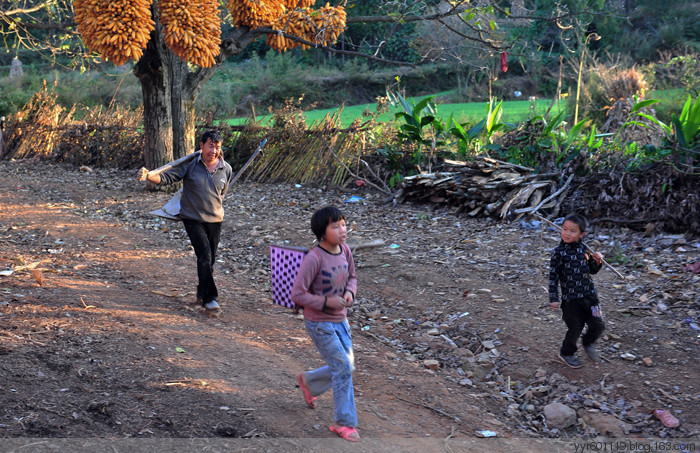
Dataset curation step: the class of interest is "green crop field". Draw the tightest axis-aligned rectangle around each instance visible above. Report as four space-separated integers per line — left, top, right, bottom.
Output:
224 96 566 128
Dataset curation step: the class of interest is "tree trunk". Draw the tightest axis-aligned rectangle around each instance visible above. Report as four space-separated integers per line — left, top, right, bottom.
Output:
133 5 255 188
170 58 193 159
134 5 174 171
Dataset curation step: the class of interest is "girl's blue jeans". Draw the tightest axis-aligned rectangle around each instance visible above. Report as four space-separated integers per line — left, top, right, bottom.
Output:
303 319 357 427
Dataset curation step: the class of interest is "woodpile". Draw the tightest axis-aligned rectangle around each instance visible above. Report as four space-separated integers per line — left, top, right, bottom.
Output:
396 157 570 220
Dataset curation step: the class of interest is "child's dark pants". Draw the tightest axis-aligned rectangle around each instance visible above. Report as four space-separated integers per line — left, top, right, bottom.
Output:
560 296 605 356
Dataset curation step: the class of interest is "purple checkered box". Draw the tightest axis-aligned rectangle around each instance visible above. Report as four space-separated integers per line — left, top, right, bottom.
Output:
270 244 309 309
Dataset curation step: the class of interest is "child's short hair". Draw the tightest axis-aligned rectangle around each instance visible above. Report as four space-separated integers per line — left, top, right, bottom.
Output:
311 206 345 241
564 213 588 232
201 130 223 145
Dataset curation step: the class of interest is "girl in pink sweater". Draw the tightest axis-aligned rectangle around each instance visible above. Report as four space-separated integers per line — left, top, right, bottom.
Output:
291 206 360 442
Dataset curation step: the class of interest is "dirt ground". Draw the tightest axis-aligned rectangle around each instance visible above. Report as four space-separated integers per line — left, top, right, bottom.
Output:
0 160 698 444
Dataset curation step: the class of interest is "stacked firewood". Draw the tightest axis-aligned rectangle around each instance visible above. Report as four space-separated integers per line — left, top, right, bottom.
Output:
396 157 570 220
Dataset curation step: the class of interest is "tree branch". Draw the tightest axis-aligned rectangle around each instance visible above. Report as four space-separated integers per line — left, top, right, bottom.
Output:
1 4 46 16
489 3 628 22
0 7 76 30
346 5 469 25
252 27 416 67
436 18 507 51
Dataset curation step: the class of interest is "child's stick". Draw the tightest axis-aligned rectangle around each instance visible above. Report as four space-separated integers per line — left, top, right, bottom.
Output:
531 213 626 280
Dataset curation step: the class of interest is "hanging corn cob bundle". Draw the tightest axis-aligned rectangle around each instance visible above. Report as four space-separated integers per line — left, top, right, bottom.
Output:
312 4 346 46
266 3 346 52
266 9 314 51
158 0 222 67
281 0 315 9
228 0 286 29
74 0 155 66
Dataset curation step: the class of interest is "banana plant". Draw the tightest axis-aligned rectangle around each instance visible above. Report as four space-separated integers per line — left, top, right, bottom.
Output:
448 116 481 160
470 98 507 147
448 98 508 157
614 98 670 142
670 94 700 148
387 91 447 169
557 118 587 165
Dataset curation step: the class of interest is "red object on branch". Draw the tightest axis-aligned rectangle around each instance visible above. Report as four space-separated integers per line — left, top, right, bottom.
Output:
500 52 508 73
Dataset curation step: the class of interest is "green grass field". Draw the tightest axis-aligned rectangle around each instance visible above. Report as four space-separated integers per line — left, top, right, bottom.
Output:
224 95 566 128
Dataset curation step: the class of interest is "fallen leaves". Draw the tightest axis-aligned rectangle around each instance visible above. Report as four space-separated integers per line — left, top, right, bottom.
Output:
32 269 44 286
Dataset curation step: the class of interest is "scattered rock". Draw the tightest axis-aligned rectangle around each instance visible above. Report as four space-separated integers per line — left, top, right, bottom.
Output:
581 412 633 437
481 340 495 349
544 402 577 429
463 362 492 381
423 359 440 370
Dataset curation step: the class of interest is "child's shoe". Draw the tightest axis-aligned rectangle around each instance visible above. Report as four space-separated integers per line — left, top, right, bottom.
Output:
653 409 680 428
583 344 601 362
558 352 582 368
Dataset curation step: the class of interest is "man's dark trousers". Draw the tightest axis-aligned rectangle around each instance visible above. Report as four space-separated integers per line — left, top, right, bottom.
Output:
183 219 222 305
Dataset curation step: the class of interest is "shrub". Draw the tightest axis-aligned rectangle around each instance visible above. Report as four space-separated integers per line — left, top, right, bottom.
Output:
654 51 700 96
570 55 649 127
1 80 144 168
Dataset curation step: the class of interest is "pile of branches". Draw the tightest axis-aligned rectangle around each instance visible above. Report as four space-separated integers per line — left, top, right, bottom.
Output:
564 164 699 233
397 157 699 233
396 157 568 220
600 96 664 146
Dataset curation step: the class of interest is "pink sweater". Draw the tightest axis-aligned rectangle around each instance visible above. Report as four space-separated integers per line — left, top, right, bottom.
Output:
290 244 358 323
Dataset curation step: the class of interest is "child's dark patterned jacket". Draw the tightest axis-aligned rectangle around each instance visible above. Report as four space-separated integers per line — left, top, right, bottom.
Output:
549 240 602 303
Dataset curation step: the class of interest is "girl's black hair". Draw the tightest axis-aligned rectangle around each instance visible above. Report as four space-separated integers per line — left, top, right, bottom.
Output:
564 213 588 232
311 206 345 241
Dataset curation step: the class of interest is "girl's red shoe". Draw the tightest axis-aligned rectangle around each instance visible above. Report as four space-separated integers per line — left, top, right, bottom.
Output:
653 409 680 428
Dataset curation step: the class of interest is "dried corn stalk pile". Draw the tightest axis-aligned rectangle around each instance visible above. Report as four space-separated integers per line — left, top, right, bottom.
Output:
397 157 566 220
244 115 370 186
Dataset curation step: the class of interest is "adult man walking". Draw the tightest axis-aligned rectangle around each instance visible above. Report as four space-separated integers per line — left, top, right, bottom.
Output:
138 130 233 311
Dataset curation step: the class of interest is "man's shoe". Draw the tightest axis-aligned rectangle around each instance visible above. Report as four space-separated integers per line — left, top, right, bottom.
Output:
559 353 582 368
204 300 220 311
583 344 601 362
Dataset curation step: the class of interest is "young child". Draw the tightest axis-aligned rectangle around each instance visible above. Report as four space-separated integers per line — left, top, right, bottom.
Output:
549 213 605 368
290 206 360 442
